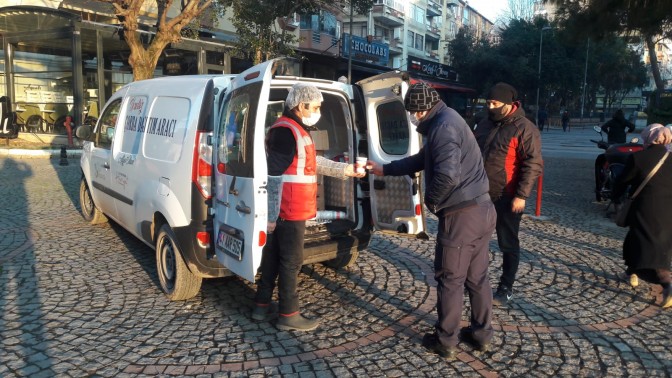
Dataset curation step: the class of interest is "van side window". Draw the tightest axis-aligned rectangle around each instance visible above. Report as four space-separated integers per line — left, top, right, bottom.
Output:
376 101 410 155
217 82 262 178
96 99 122 150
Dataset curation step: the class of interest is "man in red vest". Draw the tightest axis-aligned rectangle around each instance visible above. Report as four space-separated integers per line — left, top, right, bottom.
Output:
252 83 365 331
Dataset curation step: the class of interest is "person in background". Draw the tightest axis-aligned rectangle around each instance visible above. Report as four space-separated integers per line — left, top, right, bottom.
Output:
368 83 495 360
474 82 543 307
252 83 365 331
612 124 672 308
601 109 635 144
561 110 570 132
537 108 547 132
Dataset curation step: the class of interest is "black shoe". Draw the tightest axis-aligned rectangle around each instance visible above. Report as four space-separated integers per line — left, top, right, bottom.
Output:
422 333 458 360
493 284 513 307
459 327 492 352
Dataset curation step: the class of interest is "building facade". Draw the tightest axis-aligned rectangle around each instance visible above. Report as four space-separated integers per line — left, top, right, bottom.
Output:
0 0 493 134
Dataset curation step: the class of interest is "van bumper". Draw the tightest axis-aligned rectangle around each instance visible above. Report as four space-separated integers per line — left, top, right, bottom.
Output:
303 229 372 265
172 224 231 279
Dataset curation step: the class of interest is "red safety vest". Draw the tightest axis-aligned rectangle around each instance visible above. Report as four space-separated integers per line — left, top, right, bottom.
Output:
271 117 317 220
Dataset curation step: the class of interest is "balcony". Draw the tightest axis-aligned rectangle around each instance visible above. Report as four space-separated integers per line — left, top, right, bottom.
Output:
425 25 441 41
371 4 404 27
389 37 404 54
427 0 443 17
425 50 440 61
277 14 299 31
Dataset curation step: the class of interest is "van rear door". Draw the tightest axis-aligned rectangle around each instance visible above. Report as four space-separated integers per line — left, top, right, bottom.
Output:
213 60 279 282
357 72 427 237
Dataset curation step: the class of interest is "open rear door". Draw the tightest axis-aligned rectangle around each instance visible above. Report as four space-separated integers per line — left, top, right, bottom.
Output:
357 72 427 238
213 59 282 282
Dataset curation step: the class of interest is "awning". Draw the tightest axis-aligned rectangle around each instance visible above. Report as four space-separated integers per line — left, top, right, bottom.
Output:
410 77 476 94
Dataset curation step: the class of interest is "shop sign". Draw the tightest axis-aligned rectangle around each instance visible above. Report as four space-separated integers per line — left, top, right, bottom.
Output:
342 34 389 67
407 57 457 81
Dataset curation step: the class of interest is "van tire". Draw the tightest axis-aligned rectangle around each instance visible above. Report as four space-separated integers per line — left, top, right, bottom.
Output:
323 250 359 270
79 178 107 224
156 224 202 301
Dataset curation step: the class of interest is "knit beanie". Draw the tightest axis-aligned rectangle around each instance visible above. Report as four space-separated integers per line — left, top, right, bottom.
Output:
487 82 517 105
405 83 440 111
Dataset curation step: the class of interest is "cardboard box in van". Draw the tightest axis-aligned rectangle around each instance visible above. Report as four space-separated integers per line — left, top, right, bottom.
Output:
77 58 427 300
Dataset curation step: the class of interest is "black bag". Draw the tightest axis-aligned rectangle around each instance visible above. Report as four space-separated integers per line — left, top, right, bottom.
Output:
614 198 632 227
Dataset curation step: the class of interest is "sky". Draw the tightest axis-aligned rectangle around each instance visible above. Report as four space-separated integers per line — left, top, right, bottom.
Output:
466 0 508 22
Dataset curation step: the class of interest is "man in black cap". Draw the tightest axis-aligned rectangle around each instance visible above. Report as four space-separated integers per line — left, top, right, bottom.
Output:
474 82 543 306
368 82 495 360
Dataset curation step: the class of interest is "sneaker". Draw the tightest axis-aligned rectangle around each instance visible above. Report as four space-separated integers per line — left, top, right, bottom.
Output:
459 327 492 352
276 313 319 331
421 333 458 360
251 302 276 321
493 284 513 307
662 286 672 309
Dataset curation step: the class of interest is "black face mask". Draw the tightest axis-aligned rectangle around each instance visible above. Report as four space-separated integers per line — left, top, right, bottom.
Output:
488 106 508 122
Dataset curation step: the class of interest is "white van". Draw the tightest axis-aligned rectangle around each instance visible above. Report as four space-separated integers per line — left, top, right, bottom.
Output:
77 58 427 300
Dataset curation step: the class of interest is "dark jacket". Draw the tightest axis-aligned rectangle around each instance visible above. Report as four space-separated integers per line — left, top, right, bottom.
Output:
601 113 635 144
474 102 543 200
383 101 490 215
613 145 672 271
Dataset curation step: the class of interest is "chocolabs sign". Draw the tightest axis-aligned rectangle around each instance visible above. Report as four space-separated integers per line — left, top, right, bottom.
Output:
407 57 457 81
342 34 389 67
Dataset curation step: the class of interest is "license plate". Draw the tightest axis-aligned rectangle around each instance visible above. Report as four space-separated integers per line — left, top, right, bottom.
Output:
216 230 244 260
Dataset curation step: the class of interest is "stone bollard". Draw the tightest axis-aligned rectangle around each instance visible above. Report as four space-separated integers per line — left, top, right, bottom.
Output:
59 145 68 166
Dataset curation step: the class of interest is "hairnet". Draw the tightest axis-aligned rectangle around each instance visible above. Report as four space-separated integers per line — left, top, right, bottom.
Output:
285 83 323 110
641 123 672 147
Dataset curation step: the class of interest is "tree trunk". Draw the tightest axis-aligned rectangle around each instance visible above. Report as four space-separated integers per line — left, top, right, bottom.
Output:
645 34 664 92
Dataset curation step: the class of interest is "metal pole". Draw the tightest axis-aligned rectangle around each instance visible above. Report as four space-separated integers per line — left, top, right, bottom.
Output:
347 3 353 84
535 30 544 128
580 38 590 124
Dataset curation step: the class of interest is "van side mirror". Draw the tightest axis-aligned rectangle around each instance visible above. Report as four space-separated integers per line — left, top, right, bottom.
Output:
593 125 602 134
106 127 115 141
76 125 92 140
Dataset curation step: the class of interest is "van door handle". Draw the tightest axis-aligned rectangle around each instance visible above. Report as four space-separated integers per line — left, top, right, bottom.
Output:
103 162 110 169
235 203 251 214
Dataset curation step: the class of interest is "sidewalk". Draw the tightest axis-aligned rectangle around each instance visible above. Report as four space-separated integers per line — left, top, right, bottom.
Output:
0 132 82 158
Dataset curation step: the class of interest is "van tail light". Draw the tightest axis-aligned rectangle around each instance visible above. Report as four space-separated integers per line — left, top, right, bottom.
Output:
192 131 212 199
415 204 422 216
196 231 210 248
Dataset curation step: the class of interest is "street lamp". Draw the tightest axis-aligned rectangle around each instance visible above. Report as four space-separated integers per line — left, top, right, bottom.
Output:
535 26 552 128
580 38 590 122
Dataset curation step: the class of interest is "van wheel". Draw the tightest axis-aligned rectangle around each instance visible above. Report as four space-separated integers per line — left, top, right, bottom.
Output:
323 250 359 270
156 224 202 301
79 178 107 224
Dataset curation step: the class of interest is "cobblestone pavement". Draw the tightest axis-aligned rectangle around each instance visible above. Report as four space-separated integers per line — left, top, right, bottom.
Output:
1 150 671 377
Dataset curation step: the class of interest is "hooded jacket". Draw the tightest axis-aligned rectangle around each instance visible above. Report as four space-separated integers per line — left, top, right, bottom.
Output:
383 101 490 215
474 102 543 200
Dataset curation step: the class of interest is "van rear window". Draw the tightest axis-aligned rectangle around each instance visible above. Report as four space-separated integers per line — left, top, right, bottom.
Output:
376 101 409 155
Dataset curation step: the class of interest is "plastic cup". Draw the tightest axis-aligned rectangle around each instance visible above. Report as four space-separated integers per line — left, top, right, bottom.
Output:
356 157 367 174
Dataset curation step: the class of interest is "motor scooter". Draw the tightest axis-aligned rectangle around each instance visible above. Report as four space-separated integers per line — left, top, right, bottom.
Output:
591 125 642 206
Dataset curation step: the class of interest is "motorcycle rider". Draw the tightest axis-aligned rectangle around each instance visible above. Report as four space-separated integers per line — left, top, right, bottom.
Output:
594 109 638 201
601 109 635 144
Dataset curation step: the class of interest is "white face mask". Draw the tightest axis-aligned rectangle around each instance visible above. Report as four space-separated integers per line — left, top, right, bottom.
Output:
409 113 422 127
302 112 321 127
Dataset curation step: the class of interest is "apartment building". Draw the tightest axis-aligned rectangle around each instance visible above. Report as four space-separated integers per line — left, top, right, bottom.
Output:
0 0 494 131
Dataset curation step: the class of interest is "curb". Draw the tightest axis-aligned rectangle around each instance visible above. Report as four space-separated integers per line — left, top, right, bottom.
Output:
0 148 82 159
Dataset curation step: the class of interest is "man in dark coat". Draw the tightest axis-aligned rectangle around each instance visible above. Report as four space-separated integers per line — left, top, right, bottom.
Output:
601 109 635 144
474 82 543 306
612 124 672 308
368 83 496 360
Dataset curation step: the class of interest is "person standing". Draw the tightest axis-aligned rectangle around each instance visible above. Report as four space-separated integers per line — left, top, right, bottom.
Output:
474 82 543 307
537 108 547 132
612 124 672 308
601 109 635 144
368 83 496 360
252 83 365 331
561 110 570 132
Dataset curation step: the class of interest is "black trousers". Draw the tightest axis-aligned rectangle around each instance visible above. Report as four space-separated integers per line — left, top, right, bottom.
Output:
435 201 496 348
493 197 523 289
254 219 305 315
